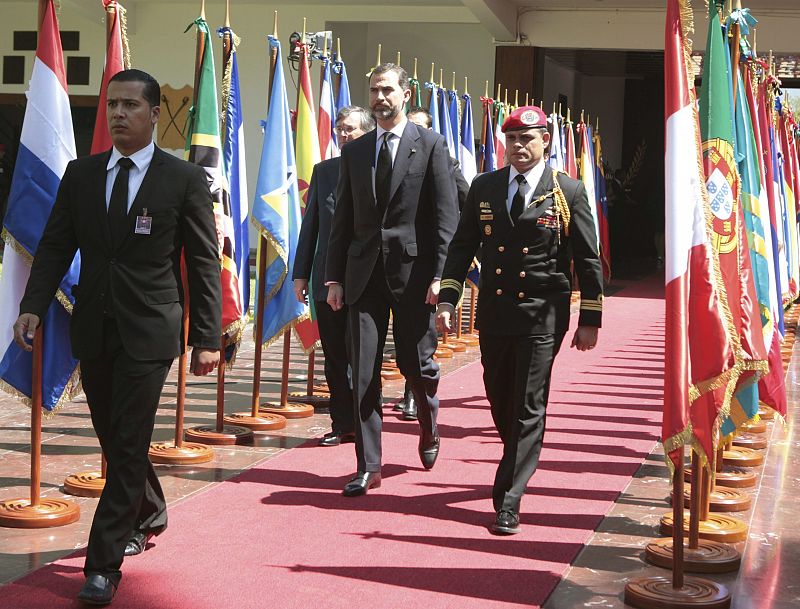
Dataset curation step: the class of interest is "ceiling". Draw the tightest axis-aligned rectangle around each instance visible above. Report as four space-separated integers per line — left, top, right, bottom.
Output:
547 49 664 79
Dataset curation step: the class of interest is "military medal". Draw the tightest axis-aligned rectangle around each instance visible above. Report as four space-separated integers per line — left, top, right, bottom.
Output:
484 225 491 235
135 208 152 235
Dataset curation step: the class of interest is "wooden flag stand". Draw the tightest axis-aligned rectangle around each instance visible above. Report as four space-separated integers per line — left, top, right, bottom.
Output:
288 351 331 407
0 327 81 528
625 447 731 608
182 4 253 447
258 331 314 418
647 451 741 574
459 286 480 346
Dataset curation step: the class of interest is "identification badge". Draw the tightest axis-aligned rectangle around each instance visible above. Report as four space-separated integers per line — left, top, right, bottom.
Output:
135 208 152 235
480 213 494 221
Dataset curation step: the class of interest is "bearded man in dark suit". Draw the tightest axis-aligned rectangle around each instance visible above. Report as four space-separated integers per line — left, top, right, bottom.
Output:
325 63 459 496
13 69 221 605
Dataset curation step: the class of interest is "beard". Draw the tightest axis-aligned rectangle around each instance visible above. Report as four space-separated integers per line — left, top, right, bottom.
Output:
371 102 400 121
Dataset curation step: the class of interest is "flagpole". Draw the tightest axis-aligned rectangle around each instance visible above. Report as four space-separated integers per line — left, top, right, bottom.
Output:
260 18 315 419
226 10 287 431
185 0 254 445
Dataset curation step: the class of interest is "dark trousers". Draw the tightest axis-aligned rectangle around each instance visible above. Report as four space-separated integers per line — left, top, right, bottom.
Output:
315 299 353 433
348 260 439 472
480 331 565 513
80 319 171 585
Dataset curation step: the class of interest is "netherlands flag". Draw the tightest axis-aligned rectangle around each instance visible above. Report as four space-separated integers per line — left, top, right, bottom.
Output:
0 0 80 412
459 93 477 183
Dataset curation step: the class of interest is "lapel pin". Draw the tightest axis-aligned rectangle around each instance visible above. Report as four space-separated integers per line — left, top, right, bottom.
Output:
410 148 416 155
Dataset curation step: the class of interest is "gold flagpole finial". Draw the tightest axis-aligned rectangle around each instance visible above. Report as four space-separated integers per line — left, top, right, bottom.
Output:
272 11 278 38
553 101 556 115
581 109 585 123
596 116 599 132
567 107 571 123
439 68 443 87
525 93 529 106
396 51 401 65
514 90 519 107
558 102 562 117
413 57 418 79
322 33 329 58
376 43 381 66
452 72 456 92
200 0 206 20
430 63 435 84
503 89 508 106
464 76 469 96
496 83 501 101
224 0 230 27
484 80 489 98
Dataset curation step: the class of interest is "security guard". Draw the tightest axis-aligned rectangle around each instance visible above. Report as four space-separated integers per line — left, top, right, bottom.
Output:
435 105 602 535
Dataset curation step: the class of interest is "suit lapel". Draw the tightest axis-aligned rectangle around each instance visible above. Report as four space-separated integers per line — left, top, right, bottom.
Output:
522 167 555 222
95 150 113 249
388 121 420 203
491 167 513 231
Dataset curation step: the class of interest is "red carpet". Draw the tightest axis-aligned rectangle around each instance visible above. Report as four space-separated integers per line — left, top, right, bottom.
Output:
0 276 664 608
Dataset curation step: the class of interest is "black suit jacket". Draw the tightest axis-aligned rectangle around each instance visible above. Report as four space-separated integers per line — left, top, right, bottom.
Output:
325 121 459 304
20 146 222 361
292 156 339 299
439 166 603 335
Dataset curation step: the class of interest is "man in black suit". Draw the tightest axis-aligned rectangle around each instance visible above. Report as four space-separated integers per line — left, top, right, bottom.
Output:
326 63 459 496
394 106 470 421
436 106 602 535
293 105 374 447
13 69 221 605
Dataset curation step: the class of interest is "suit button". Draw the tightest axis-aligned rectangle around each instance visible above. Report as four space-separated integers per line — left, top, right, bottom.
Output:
495 268 502 275
498 246 505 252
518 292 525 299
496 289 503 295
519 271 525 278
522 247 529 254
109 258 116 265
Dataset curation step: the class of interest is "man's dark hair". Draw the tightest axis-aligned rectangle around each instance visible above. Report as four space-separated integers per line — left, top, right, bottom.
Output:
370 63 409 91
407 106 432 129
109 69 161 108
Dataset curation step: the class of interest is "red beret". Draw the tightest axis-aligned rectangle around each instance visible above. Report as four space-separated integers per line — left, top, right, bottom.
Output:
501 105 547 133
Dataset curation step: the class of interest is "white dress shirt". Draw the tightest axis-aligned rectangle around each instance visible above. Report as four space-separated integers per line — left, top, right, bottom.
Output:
374 116 408 168
105 141 155 212
507 158 547 214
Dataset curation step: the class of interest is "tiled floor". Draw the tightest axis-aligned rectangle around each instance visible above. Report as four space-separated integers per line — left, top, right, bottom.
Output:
1 288 798 608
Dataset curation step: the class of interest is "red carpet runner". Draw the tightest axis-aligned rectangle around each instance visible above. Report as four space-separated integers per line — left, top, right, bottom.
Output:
0 277 664 608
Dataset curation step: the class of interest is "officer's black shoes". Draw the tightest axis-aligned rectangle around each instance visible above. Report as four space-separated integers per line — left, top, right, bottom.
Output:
418 434 440 470
342 471 382 496
401 391 418 421
318 430 356 446
77 574 117 606
491 510 521 535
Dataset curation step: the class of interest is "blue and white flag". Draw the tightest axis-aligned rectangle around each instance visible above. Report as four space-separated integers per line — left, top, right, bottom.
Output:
480 101 496 172
426 83 441 134
0 0 80 412
548 112 564 172
333 57 351 116
251 36 308 347
459 93 477 183
438 88 457 160
447 89 461 163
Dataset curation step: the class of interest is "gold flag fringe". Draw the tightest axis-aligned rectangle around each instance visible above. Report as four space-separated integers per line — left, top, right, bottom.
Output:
114 2 132 70
0 363 82 420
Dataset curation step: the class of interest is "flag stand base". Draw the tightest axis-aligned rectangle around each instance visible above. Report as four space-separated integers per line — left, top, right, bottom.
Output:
456 334 480 347
148 442 214 465
625 576 730 609
0 497 81 528
223 412 287 431
287 392 330 407
644 538 740 573
686 466 756 488
677 485 751 513
660 510 747 543
184 425 254 445
259 401 314 419
731 432 767 450
757 406 775 420
722 446 764 468
63 471 105 497
434 345 454 359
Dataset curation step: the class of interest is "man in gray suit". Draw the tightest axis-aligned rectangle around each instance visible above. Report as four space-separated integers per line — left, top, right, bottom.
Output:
293 106 374 446
326 64 459 496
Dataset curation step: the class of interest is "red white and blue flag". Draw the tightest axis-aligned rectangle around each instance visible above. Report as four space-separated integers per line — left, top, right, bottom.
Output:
318 56 338 161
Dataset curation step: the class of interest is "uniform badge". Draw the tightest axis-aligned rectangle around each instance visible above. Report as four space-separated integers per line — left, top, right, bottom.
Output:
135 208 152 235
479 201 491 208
484 225 492 235
480 213 494 221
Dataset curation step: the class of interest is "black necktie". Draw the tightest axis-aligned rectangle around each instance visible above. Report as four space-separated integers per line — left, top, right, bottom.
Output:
375 132 392 214
510 174 526 224
108 157 134 243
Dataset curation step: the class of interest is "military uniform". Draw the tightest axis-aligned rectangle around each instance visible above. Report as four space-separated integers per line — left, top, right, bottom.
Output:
439 160 602 517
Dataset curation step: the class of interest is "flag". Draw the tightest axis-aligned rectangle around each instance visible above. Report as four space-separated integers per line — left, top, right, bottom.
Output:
576 121 601 247
251 36 308 348
564 120 577 179
219 27 250 324
408 76 422 110
548 112 564 172
494 101 506 168
427 83 441 134
184 17 243 356
438 88 457 159
333 57 350 116
459 93 477 183
663 0 733 468
593 128 611 280
777 107 799 301
480 97 496 172
91 1 128 154
448 89 461 163
318 56 338 161
466 258 480 289
699 0 767 439
0 0 80 412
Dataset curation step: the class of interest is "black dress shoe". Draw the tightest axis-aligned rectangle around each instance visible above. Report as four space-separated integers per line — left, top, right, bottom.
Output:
342 471 381 497
418 435 440 470
124 529 154 557
401 391 418 421
491 510 521 535
318 430 356 447
77 574 116 606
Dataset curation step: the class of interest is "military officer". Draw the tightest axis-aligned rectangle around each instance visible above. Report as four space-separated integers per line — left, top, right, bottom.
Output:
435 106 602 535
